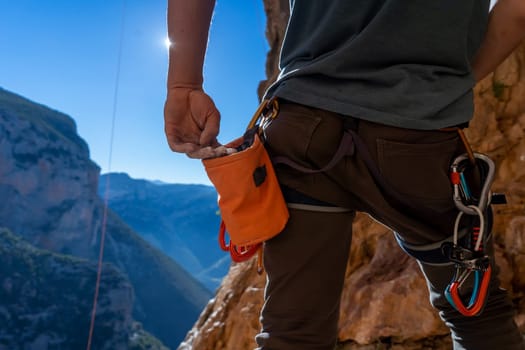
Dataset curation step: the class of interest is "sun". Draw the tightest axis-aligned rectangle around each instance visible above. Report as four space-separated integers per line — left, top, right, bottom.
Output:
164 37 172 50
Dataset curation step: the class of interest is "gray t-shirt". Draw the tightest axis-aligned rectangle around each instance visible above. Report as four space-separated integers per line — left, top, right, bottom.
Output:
265 0 490 130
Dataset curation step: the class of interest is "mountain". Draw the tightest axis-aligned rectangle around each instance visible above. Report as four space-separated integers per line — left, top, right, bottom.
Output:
0 87 212 349
98 172 231 291
0 228 167 350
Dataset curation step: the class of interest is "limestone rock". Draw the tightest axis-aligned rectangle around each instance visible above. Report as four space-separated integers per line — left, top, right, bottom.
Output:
180 1 525 348
338 219 447 344
0 97 101 257
179 260 265 350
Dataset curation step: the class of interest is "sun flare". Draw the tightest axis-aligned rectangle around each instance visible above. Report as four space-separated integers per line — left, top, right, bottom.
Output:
164 37 172 50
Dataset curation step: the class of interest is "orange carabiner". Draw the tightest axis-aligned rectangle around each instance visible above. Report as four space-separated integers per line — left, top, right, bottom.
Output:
218 220 230 252
449 265 492 316
247 98 279 130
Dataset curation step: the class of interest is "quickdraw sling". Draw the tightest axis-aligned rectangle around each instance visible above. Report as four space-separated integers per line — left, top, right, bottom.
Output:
396 130 506 317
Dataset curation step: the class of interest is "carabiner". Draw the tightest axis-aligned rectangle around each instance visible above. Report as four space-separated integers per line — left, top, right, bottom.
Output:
247 98 279 131
218 220 230 251
450 153 495 216
453 205 486 252
218 220 261 263
445 265 492 317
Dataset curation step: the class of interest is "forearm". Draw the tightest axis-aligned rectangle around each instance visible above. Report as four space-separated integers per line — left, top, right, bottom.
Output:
472 0 525 82
167 0 216 89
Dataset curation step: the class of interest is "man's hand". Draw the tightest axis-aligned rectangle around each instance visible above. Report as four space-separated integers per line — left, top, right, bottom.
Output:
164 87 220 156
165 0 217 157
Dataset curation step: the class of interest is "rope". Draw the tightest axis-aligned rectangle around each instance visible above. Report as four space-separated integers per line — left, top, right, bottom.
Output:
86 1 127 349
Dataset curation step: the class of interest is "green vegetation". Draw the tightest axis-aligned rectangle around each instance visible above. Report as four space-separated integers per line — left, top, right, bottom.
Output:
0 228 167 350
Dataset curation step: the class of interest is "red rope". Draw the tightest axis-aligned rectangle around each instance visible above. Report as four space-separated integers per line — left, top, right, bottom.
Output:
86 1 127 348
86 176 111 350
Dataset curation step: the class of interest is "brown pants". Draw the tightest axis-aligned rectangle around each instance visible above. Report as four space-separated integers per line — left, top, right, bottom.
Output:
255 101 524 350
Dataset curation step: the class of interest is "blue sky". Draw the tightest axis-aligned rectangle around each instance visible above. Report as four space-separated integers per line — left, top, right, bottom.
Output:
0 0 269 185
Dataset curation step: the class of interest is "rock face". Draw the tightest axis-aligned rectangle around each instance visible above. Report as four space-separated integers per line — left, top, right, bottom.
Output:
0 88 212 349
180 1 525 349
0 89 100 257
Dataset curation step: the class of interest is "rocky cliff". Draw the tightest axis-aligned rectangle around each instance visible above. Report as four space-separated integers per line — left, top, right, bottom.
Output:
0 88 212 349
0 88 100 257
180 1 525 349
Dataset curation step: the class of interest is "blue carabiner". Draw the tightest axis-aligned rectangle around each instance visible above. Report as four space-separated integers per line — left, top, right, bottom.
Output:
445 268 489 316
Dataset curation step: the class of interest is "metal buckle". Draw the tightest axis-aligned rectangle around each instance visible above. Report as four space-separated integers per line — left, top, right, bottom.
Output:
247 98 279 131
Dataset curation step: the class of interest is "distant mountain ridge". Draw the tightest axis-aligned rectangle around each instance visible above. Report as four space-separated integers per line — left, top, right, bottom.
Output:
0 87 212 349
99 172 231 291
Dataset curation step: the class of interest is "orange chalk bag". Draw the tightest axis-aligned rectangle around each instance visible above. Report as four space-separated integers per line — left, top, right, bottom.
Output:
202 99 288 273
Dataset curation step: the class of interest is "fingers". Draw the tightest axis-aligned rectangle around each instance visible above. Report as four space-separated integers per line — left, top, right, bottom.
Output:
199 108 220 146
186 146 217 159
189 90 220 146
164 88 221 156
186 145 237 159
164 120 200 153
167 141 201 154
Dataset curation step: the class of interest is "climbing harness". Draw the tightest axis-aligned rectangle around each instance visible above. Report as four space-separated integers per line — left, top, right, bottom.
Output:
271 106 504 317
209 97 504 318
204 99 287 273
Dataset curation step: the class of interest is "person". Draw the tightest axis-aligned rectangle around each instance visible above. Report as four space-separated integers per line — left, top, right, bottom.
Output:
164 1 525 349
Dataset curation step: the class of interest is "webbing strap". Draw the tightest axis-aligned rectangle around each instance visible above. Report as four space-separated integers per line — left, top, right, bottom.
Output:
287 203 352 213
394 231 463 266
269 118 487 265
271 131 355 173
396 206 494 265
